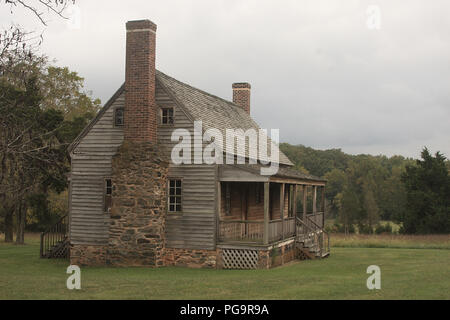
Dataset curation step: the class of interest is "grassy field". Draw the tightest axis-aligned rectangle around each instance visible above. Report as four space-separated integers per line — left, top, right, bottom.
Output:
0 233 449 300
331 233 450 250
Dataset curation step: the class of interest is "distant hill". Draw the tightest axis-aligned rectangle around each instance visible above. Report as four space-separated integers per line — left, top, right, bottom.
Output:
279 143 413 178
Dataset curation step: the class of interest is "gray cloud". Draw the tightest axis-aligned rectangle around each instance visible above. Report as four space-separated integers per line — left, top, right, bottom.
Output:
1 0 449 158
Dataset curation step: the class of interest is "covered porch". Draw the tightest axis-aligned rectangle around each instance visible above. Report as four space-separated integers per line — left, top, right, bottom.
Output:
217 165 326 245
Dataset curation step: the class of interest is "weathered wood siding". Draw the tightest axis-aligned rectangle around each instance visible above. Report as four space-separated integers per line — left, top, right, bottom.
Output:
70 81 217 250
70 91 125 245
219 182 264 221
156 81 217 250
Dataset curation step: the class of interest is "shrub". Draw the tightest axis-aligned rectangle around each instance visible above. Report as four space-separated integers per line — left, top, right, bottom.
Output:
358 224 374 234
328 223 355 234
375 223 394 234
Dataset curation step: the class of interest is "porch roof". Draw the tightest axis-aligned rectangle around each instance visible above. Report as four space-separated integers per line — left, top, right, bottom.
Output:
219 164 326 185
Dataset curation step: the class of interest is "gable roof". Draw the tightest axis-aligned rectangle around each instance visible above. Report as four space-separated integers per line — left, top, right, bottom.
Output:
68 84 125 154
69 70 293 166
156 70 293 166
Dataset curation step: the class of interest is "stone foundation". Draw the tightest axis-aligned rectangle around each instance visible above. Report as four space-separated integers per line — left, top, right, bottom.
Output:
268 241 296 268
70 244 108 266
164 248 217 268
258 240 296 269
70 241 300 269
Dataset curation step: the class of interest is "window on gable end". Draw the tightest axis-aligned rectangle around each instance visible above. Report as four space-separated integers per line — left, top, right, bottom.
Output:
161 107 174 124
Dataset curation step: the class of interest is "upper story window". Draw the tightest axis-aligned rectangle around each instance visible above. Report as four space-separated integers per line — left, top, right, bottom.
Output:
104 179 112 212
114 108 124 126
168 179 182 213
161 107 174 124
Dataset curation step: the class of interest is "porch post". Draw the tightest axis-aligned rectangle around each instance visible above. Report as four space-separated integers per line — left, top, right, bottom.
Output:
217 181 221 241
302 185 307 221
264 182 270 245
293 184 298 218
280 183 285 240
321 186 325 228
313 185 317 214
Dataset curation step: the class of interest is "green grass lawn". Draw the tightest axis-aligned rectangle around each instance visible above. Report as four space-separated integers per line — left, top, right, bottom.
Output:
0 234 449 300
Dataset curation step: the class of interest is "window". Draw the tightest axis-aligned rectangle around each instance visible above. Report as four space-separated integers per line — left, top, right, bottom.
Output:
114 108 124 126
161 107 174 124
168 179 182 212
104 179 112 212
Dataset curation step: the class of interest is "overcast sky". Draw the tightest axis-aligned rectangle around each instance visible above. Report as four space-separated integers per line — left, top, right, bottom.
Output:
2 0 449 159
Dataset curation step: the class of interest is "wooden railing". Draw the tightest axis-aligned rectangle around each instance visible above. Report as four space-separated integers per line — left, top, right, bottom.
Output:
305 212 324 228
268 220 283 242
40 215 68 258
219 217 296 244
218 220 264 243
305 215 330 257
295 217 316 243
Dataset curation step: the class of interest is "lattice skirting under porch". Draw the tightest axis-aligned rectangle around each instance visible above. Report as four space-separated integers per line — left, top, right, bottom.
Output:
221 249 259 269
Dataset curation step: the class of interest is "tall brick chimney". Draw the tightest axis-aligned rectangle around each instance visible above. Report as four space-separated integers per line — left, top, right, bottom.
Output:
232 82 251 114
124 19 157 142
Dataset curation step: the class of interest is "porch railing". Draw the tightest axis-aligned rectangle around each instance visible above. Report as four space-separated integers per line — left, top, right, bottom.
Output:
218 220 264 243
219 217 296 244
40 214 68 258
304 215 330 257
305 212 324 228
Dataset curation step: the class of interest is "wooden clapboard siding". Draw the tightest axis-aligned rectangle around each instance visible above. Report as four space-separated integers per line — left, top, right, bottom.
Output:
70 81 217 249
69 91 125 245
157 81 217 250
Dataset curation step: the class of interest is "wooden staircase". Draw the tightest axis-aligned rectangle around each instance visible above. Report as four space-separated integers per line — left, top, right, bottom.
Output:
40 215 69 259
295 217 330 259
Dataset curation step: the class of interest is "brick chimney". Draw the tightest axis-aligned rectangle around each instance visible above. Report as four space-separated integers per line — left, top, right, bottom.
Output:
232 82 251 114
124 19 157 142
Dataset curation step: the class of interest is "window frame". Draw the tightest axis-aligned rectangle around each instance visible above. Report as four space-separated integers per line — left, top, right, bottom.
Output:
168 178 183 213
114 107 124 127
104 178 113 213
160 107 174 125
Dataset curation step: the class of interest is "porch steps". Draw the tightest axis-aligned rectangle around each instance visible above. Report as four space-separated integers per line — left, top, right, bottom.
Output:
42 237 69 259
295 217 330 260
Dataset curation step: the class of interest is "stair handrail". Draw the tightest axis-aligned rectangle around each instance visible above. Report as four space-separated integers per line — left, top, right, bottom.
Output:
295 217 317 245
305 215 330 257
40 214 68 258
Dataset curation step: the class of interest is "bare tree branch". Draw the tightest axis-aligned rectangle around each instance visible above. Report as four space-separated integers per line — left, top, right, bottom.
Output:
4 0 74 26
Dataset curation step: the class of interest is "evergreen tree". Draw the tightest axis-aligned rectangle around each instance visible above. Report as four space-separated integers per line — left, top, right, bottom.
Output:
401 148 450 234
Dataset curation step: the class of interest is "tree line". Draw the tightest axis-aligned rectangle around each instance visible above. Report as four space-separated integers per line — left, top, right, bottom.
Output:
280 143 450 234
0 26 99 243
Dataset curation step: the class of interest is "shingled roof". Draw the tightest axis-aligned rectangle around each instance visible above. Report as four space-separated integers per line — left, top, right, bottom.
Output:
231 164 326 183
69 70 294 166
156 70 293 166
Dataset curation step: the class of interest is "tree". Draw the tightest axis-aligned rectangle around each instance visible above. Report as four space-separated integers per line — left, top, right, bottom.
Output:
379 165 407 222
362 179 380 229
400 148 450 234
3 0 74 26
336 189 360 235
0 27 98 243
324 168 346 218
40 66 101 120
